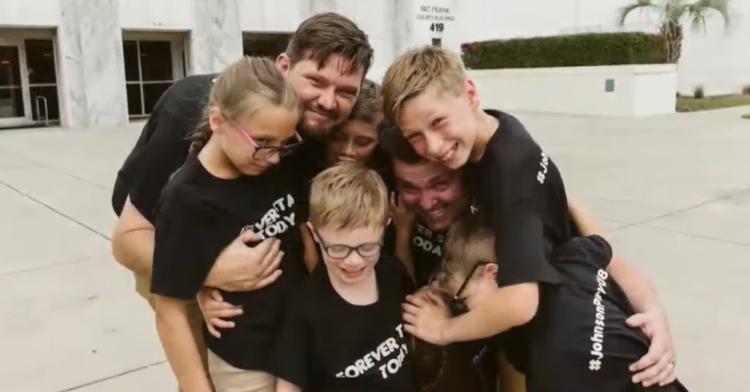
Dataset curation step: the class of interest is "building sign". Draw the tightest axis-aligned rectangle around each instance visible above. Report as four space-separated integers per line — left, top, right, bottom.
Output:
416 5 455 22
415 4 455 38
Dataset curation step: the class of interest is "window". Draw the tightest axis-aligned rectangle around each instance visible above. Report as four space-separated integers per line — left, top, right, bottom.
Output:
123 40 175 117
0 46 23 119
243 33 291 58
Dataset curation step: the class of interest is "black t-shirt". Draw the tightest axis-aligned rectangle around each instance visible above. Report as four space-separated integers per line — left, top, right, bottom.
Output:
150 153 307 372
409 221 446 287
286 138 329 223
464 109 572 287
411 315 498 392
272 255 417 392
111 73 217 221
507 236 688 392
406 221 497 392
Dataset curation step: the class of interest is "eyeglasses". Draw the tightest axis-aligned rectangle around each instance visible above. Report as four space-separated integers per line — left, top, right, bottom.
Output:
225 115 303 160
315 231 383 259
428 261 491 316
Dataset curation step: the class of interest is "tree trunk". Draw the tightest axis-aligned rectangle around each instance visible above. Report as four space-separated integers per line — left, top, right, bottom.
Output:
660 22 683 63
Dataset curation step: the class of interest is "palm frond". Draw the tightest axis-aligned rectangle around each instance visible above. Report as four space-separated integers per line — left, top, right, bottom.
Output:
687 0 731 32
616 0 658 26
664 0 688 24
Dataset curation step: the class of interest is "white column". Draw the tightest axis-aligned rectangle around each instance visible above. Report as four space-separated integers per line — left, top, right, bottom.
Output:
57 0 128 128
188 0 244 75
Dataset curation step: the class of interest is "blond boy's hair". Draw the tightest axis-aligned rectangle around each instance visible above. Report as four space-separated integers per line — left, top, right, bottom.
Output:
381 45 467 123
309 162 389 230
437 214 496 288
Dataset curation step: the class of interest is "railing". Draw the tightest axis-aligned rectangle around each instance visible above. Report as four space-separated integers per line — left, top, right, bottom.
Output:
35 96 49 126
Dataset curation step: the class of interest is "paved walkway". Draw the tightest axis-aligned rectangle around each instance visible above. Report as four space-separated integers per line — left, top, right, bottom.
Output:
1 107 749 392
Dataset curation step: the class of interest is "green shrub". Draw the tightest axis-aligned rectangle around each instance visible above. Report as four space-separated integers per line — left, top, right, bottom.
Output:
693 85 705 99
461 32 669 70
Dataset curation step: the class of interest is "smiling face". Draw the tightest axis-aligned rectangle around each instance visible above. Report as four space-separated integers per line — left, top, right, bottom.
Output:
313 224 384 284
326 119 379 164
209 105 299 176
277 53 363 139
397 83 481 170
393 159 466 231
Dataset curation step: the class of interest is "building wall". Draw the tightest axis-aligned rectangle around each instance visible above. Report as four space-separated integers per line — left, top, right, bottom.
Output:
1 0 454 128
457 0 749 96
0 0 746 129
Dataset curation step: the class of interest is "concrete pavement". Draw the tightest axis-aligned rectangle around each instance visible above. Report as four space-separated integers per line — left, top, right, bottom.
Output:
1 107 749 391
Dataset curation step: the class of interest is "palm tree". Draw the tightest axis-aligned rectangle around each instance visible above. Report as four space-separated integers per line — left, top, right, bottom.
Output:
617 0 731 63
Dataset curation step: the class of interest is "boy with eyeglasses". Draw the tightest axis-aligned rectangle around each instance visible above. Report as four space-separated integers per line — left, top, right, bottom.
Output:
272 162 417 392
433 215 687 392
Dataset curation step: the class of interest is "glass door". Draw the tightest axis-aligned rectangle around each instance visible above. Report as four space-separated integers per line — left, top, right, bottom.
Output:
0 44 28 127
25 39 59 124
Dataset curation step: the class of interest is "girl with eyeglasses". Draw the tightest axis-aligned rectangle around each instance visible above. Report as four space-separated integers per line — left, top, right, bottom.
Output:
150 57 308 392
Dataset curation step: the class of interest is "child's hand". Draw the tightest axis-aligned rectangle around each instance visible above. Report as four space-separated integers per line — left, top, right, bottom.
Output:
197 288 242 338
402 289 452 346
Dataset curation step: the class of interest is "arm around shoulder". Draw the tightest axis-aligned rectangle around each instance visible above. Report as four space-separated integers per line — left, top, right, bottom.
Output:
111 197 155 277
607 255 662 314
567 200 605 237
444 282 539 343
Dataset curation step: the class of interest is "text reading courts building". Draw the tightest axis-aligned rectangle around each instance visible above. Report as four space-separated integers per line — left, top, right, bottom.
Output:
0 0 460 129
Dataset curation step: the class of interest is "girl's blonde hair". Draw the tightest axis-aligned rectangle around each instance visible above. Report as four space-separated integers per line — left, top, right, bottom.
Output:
189 56 300 152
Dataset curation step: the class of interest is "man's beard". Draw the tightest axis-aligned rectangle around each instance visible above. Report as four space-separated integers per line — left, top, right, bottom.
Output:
298 105 340 140
298 118 334 140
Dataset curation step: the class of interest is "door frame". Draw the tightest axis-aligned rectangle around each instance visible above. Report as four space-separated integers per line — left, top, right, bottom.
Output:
0 36 33 128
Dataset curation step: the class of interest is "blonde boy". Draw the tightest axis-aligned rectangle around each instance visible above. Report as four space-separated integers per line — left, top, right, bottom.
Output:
272 162 416 392
435 215 686 392
382 46 677 387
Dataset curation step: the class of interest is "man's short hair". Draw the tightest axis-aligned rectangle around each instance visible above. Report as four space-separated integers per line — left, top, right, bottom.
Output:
438 213 496 287
348 79 383 125
286 12 374 76
378 122 423 164
381 45 467 123
309 162 389 230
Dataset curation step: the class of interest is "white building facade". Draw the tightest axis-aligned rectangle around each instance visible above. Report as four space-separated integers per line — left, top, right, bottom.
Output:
0 0 747 129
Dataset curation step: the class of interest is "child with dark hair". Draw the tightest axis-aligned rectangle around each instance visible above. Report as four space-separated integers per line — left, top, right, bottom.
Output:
433 215 688 392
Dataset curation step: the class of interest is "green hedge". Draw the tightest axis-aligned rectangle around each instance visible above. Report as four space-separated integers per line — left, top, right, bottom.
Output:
461 32 668 70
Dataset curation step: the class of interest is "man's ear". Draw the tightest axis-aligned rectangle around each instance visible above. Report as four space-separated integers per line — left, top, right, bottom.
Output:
305 221 320 243
484 263 499 280
276 53 291 75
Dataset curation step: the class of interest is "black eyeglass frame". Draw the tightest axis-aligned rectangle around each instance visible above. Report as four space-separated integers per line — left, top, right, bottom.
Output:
429 261 492 315
314 230 383 260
